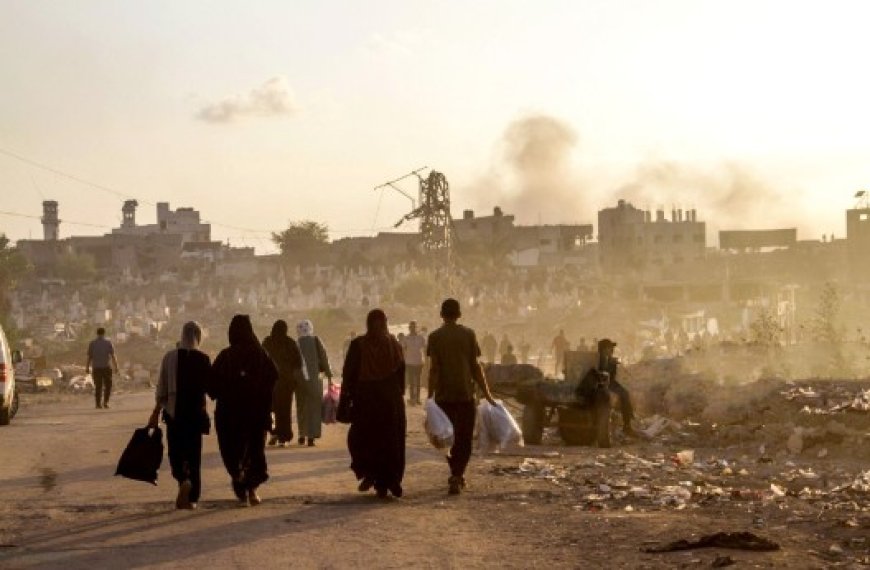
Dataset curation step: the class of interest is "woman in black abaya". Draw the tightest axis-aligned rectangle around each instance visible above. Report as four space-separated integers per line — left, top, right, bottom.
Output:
209 315 278 506
342 309 406 499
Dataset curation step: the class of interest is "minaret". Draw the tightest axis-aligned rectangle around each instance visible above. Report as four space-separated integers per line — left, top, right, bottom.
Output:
122 199 138 228
41 200 59 240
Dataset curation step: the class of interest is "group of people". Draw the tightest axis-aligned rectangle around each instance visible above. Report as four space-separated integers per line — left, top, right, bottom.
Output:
140 297 498 509
143 316 332 509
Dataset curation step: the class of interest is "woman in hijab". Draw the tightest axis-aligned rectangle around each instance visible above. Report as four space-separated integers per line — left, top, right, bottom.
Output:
262 320 304 447
295 319 333 447
342 309 406 498
209 315 278 506
148 321 211 509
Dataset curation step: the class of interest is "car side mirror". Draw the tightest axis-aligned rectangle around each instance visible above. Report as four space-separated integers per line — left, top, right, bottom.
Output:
11 350 22 365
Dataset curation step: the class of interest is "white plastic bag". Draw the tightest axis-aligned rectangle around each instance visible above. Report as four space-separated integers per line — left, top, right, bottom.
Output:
478 399 524 453
424 399 454 450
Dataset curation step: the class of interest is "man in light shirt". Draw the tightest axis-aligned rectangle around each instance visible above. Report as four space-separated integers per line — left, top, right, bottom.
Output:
400 320 426 405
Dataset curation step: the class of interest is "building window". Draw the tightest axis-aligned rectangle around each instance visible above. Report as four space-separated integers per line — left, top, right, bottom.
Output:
861 213 869 221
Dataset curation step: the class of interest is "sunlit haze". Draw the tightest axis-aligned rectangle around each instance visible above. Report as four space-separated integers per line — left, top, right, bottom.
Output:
2 0 870 252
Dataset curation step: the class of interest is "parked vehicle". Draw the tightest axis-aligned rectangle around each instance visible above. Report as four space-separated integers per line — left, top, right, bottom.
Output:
0 324 22 425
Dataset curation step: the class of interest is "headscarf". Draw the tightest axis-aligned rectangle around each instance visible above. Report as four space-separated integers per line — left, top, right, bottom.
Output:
359 309 404 382
270 319 289 338
297 319 314 338
228 314 259 347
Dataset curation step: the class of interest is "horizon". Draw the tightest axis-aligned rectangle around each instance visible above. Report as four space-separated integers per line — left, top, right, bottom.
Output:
2 1 870 253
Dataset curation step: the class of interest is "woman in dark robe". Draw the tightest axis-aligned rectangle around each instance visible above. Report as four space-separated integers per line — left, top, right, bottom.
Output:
209 315 278 506
262 320 304 447
342 309 406 499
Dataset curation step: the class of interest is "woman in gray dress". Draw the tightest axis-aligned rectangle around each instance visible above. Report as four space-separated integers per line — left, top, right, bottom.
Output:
295 319 333 446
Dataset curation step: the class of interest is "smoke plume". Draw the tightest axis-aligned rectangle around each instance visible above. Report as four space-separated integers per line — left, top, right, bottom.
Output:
195 76 298 124
474 113 807 235
474 114 587 224
616 161 797 231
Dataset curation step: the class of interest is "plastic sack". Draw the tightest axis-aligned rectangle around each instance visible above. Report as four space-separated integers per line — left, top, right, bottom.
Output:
115 426 164 485
424 399 454 450
478 399 523 453
322 384 341 424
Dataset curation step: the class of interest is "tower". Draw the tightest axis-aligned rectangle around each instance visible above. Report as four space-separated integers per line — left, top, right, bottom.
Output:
41 200 59 241
122 199 138 228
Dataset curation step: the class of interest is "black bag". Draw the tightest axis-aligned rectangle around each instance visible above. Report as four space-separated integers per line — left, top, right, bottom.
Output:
336 391 353 424
115 427 164 485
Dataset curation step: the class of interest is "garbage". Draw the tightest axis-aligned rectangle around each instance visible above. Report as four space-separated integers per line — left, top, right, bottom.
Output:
423 399 454 450
672 450 695 465
711 555 736 568
642 531 780 553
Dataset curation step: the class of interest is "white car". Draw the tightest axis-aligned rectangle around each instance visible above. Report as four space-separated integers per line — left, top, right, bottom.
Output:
0 323 22 425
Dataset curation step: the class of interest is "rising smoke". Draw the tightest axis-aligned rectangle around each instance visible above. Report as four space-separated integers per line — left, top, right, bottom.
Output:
473 114 587 224
476 114 808 235
195 76 298 124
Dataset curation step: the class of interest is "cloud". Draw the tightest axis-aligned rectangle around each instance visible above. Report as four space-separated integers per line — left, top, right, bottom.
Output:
195 76 298 124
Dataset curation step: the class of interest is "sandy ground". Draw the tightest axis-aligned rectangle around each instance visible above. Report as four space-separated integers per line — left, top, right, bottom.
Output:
0 390 867 569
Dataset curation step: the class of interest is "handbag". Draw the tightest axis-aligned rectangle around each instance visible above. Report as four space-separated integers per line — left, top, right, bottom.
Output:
115 426 164 485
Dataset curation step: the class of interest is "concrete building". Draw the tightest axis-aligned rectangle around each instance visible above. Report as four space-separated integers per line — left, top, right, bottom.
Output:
112 201 211 244
41 200 59 241
598 199 706 275
846 206 870 282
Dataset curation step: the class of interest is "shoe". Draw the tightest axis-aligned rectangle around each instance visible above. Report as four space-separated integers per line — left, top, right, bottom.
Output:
248 489 262 506
103 402 110 409
298 437 305 446
358 478 375 492
176 480 192 510
376 486 388 499
448 476 462 495
388 483 403 498
95 403 102 409
307 438 315 447
188 502 198 510
268 436 278 446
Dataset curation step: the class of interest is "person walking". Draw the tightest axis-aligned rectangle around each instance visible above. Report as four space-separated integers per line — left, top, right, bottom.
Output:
400 320 426 405
480 331 497 365
296 320 333 447
342 309 406 499
85 327 119 409
262 320 304 447
427 298 496 495
209 315 278 506
148 321 211 510
552 329 570 377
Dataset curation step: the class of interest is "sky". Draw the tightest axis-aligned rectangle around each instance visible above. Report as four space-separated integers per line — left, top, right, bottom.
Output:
2 0 870 253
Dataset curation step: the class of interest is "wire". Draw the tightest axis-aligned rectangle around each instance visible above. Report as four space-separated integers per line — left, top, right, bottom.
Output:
0 147 152 204
0 209 112 229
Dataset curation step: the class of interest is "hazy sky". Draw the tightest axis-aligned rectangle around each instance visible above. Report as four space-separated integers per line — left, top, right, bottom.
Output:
2 0 869 253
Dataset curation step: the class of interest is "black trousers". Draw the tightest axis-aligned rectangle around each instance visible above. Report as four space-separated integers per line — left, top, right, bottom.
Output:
216 413 269 492
438 401 476 478
609 380 634 426
93 367 112 405
165 413 203 502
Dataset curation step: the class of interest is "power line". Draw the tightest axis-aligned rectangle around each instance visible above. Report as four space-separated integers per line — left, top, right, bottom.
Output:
0 147 152 204
0 209 112 229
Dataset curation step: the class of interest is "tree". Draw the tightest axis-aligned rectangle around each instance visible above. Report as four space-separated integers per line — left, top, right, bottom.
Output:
271 220 329 265
0 234 31 344
392 273 439 307
810 282 849 376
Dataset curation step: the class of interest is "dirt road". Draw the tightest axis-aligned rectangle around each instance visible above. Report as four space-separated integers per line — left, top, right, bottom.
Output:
0 391 865 569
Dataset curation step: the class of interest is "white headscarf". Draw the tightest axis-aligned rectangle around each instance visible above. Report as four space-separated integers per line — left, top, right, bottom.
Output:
297 320 314 337
296 319 314 380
